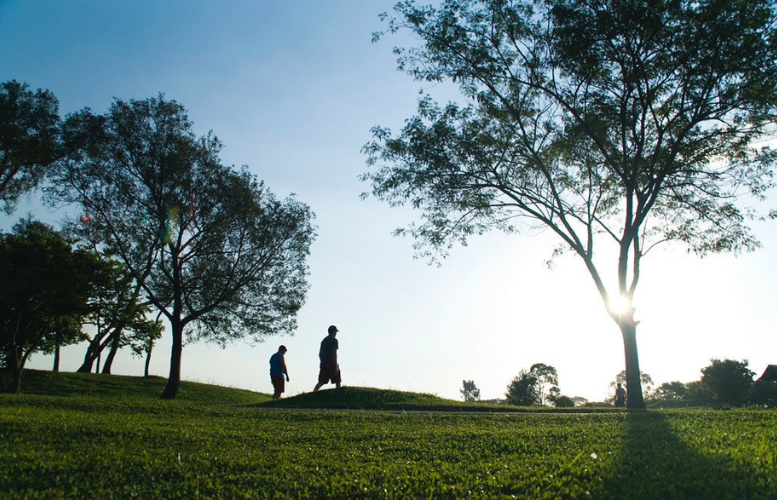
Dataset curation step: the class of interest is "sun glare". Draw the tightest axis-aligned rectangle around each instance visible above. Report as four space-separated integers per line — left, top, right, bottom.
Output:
607 294 631 315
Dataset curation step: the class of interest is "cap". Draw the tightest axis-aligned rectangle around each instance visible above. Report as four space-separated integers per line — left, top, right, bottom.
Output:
328 325 339 334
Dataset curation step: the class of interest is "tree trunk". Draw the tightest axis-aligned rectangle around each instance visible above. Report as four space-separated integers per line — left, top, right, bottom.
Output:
101 329 122 374
53 346 60 372
619 316 646 409
162 320 183 399
144 344 153 377
77 339 98 373
6 367 22 394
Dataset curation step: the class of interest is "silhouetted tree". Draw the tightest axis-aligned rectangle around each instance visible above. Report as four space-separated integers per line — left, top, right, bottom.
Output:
751 380 777 407
363 0 777 409
530 363 559 406
651 381 690 402
127 314 164 378
701 359 754 407
505 370 539 406
0 219 93 393
0 81 61 213
52 96 315 399
460 379 481 402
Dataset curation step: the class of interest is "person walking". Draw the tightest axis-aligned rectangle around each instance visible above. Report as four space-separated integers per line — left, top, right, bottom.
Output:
314 325 341 391
269 345 289 400
614 383 626 407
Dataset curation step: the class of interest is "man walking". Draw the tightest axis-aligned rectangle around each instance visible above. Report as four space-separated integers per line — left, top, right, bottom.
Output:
314 325 341 391
269 345 289 399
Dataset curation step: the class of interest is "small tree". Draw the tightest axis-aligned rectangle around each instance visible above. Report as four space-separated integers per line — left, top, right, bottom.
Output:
127 315 164 378
505 370 539 406
530 363 559 406
701 359 755 407
460 379 481 402
651 381 689 402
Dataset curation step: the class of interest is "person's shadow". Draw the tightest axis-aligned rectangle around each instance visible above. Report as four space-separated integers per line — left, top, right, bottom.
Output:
595 411 776 499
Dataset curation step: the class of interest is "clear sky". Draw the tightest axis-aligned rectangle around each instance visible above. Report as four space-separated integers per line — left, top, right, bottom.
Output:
1 0 775 403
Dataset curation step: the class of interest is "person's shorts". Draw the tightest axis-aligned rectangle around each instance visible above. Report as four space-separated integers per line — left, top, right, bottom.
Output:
271 375 285 393
318 363 341 385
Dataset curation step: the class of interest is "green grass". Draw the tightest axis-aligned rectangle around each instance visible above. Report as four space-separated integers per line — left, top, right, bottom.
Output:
1 371 776 499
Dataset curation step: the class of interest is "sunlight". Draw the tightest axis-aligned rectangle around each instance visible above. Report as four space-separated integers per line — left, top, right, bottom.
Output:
607 293 631 315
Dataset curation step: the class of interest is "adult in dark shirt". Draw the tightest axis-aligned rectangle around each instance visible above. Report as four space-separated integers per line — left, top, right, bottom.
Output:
314 325 341 391
269 345 289 400
614 383 626 407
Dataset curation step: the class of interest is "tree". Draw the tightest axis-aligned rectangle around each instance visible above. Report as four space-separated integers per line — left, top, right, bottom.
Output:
530 363 559 406
460 379 481 402
362 0 777 409
701 359 754 407
51 95 316 399
650 381 689 402
0 80 61 213
73 255 150 375
0 219 93 393
127 314 164 378
751 380 777 407
505 369 539 406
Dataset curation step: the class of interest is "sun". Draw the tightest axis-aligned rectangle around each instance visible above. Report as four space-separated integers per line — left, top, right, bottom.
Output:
607 294 632 315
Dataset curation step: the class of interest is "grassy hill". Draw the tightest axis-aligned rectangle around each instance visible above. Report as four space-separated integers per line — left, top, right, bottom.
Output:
257 385 527 412
3 369 564 412
1 368 268 405
4 369 601 412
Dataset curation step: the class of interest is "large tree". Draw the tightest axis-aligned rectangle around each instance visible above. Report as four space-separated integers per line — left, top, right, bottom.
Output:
701 358 755 407
0 80 61 213
52 95 316 399
362 0 777 407
0 219 93 393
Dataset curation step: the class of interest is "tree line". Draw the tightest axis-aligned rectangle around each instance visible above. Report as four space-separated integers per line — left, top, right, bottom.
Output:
0 81 316 398
461 359 777 408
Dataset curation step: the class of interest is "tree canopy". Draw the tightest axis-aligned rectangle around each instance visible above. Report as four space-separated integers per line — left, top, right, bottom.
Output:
701 358 755 407
51 95 316 398
505 369 539 406
363 0 777 408
0 219 94 393
460 379 481 402
0 80 61 213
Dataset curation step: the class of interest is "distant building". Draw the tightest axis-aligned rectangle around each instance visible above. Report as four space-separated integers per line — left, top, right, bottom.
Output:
757 365 777 383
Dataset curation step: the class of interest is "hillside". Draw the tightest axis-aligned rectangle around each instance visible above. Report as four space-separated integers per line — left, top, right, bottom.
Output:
0 369 268 405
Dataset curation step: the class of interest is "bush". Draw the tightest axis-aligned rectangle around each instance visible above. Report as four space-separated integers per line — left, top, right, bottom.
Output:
554 395 575 408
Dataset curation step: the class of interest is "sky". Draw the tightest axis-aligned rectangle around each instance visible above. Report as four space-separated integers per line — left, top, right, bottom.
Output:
1 1 775 403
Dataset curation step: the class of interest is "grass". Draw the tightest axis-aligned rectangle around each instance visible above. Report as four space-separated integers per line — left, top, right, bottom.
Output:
1 370 776 498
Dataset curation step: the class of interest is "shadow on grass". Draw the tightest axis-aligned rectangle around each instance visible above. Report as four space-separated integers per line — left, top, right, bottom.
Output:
597 411 776 499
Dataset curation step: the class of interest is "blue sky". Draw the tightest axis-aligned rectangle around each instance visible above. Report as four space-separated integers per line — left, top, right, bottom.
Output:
2 1 776 402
